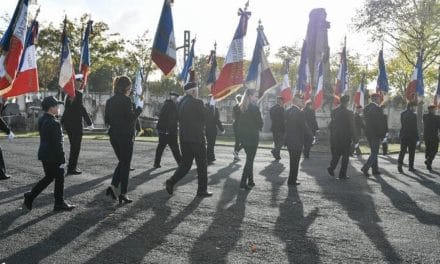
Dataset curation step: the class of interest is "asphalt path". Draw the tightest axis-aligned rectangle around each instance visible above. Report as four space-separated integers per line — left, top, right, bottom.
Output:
0 138 439 263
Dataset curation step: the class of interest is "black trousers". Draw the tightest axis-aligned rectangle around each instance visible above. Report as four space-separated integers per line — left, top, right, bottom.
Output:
272 130 284 159
110 135 134 195
169 142 208 193
382 142 388 155
303 135 313 158
233 127 243 153
362 137 380 173
154 133 182 166
66 127 83 171
29 161 65 205
241 145 258 185
288 148 302 184
206 131 217 162
0 145 6 177
425 140 439 165
398 139 416 169
329 144 350 177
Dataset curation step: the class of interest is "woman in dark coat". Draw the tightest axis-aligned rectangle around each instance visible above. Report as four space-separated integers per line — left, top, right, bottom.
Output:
237 89 263 190
104 76 142 204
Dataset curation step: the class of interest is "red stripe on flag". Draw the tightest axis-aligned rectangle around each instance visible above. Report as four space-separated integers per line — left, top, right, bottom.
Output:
63 74 75 98
0 36 24 90
212 61 244 100
151 49 176 76
3 68 38 98
313 90 323 110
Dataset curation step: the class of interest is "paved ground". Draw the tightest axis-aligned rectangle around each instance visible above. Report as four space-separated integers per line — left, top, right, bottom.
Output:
0 138 439 264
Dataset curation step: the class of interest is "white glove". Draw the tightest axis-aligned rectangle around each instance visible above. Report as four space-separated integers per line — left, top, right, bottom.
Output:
354 143 359 148
86 124 95 130
416 141 421 147
221 130 226 135
59 163 66 169
7 131 15 142
136 100 144 109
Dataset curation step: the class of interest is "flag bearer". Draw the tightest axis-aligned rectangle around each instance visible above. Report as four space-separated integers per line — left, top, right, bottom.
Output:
423 105 440 171
269 96 285 161
205 94 225 165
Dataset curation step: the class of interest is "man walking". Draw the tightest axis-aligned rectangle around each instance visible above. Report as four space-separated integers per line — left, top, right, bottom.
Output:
327 95 356 179
165 82 212 197
398 101 419 173
0 117 14 180
153 91 182 168
423 105 440 171
205 94 224 165
303 100 319 158
361 93 387 177
269 96 285 161
61 76 93 175
352 105 365 156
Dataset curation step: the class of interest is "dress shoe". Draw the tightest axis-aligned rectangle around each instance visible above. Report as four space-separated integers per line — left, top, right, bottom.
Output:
165 180 174 195
0 174 11 180
372 170 381 176
106 186 117 200
22 192 33 211
247 181 255 188
288 182 301 186
233 151 240 161
66 169 82 175
196 191 213 198
409 167 417 173
327 167 335 177
397 166 403 173
154 164 161 169
361 168 370 177
240 184 252 190
339 175 350 180
425 161 432 171
54 202 75 212
119 194 133 204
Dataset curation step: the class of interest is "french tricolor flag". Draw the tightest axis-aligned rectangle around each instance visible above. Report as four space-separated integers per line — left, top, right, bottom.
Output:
211 3 251 101
179 39 195 85
245 22 276 98
279 60 292 104
313 61 324 110
0 0 29 93
151 0 176 76
79 20 92 90
354 73 365 108
406 51 424 102
59 17 75 98
333 45 348 106
296 40 311 100
3 19 39 99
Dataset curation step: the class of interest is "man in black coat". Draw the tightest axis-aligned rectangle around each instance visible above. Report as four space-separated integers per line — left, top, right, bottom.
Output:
361 93 386 177
351 105 365 156
269 96 285 161
232 94 243 161
284 95 311 186
0 117 14 180
205 94 224 164
23 96 75 212
303 100 319 158
423 105 440 171
153 91 182 168
165 82 212 197
61 77 93 175
327 95 356 179
398 101 419 173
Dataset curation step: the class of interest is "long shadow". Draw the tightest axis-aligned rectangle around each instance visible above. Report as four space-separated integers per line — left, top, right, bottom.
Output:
274 187 320 263
303 158 402 262
189 176 249 263
405 170 440 196
208 161 241 186
1 167 170 263
260 162 286 207
376 169 440 227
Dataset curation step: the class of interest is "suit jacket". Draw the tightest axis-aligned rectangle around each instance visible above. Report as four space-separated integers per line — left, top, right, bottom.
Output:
270 104 285 132
330 105 356 147
0 117 10 134
284 105 311 151
232 104 241 130
364 102 386 139
205 103 224 135
423 113 440 142
237 103 263 146
354 113 365 138
178 94 206 144
156 99 178 135
400 109 419 142
303 107 319 132
61 91 92 130
38 113 65 165
105 93 142 138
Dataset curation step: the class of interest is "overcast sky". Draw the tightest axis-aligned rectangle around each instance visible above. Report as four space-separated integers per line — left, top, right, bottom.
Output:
1 0 382 78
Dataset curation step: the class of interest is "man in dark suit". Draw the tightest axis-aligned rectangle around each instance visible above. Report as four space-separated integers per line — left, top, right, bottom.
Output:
165 82 212 197
423 105 440 171
23 96 75 212
205 94 225 164
361 93 386 177
327 95 356 179
284 95 311 186
0 117 14 180
61 76 93 175
269 96 285 161
352 105 365 156
398 101 419 173
232 94 243 161
153 91 182 168
303 100 319 158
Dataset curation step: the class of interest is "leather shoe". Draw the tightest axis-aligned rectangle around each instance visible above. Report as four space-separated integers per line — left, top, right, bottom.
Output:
0 174 11 180
66 169 82 175
247 181 255 188
54 202 75 212
409 168 417 173
165 180 173 195
339 175 350 180
361 168 370 177
196 191 213 198
22 192 33 211
327 167 335 177
372 170 381 176
154 164 161 169
240 184 252 190
397 166 403 173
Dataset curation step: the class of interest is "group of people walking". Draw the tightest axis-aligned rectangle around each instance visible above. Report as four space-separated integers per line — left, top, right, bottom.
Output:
0 73 435 213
